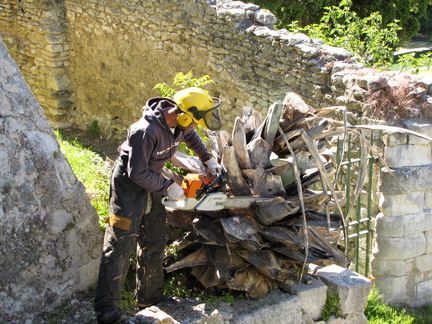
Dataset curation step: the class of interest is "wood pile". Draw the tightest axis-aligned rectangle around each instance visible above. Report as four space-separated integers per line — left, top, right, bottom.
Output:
164 92 364 298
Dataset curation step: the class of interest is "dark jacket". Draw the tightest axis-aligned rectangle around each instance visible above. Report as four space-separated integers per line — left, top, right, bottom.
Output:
118 97 212 195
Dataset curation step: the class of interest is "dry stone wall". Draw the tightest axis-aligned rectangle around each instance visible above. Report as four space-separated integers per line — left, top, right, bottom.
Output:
1 0 356 139
0 40 102 321
0 0 74 128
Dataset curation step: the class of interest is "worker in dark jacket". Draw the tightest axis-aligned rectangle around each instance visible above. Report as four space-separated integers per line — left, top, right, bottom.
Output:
94 87 222 323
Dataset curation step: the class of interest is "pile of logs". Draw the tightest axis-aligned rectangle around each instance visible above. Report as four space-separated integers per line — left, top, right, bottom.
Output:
164 92 357 298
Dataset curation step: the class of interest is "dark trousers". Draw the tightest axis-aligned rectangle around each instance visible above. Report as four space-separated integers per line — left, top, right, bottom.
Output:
94 159 167 314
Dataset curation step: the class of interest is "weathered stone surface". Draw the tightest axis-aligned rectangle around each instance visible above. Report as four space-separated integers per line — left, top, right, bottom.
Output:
375 276 409 305
405 120 432 145
415 254 432 272
380 165 432 194
232 290 303 324
384 144 432 167
382 132 408 146
375 232 426 260
415 279 432 301
316 265 371 316
379 192 424 216
0 40 102 320
375 212 432 238
326 313 368 324
130 306 179 324
426 230 432 254
372 258 413 277
288 277 327 320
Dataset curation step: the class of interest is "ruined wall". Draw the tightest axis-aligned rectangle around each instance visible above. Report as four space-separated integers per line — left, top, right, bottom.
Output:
0 40 102 320
1 0 355 139
0 0 74 128
373 122 432 307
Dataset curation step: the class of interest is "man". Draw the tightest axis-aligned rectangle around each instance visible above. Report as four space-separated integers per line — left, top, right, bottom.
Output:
94 87 222 323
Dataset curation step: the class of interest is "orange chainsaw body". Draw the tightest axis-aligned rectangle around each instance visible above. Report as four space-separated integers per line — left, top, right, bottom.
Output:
181 174 214 198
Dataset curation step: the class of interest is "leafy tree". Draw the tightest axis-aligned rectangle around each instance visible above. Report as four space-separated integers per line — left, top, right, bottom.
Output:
288 0 401 66
250 0 432 42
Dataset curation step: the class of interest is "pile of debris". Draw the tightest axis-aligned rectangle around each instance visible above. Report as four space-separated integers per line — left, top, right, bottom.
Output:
164 92 366 298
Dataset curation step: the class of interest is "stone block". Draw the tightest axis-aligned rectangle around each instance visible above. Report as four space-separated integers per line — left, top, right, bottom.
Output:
326 313 367 324
316 265 371 316
424 191 432 210
372 259 412 277
376 276 409 305
383 132 408 146
380 165 432 195
288 277 327 320
384 144 432 167
379 192 424 217
375 233 426 260
405 120 432 145
134 306 179 324
415 254 432 272
232 290 303 323
375 212 432 238
426 230 432 254
416 279 432 300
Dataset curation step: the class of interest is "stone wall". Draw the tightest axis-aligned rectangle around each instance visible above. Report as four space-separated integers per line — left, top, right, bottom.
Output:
0 40 102 320
0 0 74 128
373 121 432 307
1 0 356 139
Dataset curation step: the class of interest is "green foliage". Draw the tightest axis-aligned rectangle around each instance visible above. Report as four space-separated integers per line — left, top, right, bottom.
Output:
350 0 432 42
86 120 101 137
250 0 339 28
365 288 414 323
365 287 432 323
153 71 215 99
287 0 401 66
321 292 341 320
55 130 110 230
397 52 432 74
250 0 432 42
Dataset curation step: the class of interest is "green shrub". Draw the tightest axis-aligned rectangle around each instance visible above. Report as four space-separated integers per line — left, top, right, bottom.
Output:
397 52 432 74
287 0 401 67
154 71 214 98
86 120 101 137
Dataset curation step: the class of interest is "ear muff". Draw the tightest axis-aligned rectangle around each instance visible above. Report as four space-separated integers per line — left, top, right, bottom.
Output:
176 112 193 128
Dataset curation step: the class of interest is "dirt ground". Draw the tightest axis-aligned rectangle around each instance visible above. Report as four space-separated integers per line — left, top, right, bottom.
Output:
60 127 122 161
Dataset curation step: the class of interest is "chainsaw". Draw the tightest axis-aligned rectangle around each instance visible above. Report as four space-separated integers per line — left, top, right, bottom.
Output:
162 172 268 211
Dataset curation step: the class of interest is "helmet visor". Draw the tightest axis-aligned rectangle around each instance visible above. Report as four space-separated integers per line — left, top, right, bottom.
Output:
203 98 222 130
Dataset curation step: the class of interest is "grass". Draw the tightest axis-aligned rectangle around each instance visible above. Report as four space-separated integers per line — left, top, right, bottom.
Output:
55 130 111 229
365 288 432 324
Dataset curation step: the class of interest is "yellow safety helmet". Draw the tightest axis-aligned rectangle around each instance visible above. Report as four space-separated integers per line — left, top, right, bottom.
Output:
173 87 222 130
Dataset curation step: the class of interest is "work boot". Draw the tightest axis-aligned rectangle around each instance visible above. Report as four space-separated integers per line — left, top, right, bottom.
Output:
96 308 130 324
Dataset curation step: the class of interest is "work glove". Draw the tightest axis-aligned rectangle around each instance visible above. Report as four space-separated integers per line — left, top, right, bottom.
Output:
166 182 185 201
205 157 222 177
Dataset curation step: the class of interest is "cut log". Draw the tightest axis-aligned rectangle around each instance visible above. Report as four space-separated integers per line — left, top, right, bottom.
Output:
262 102 283 146
232 117 253 170
222 145 251 196
247 137 271 168
254 196 298 225
242 168 285 197
172 151 207 175
241 106 263 138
